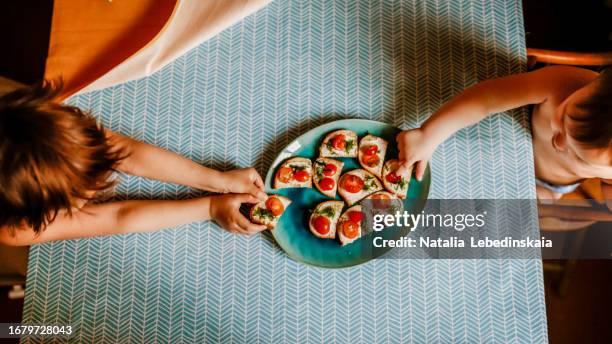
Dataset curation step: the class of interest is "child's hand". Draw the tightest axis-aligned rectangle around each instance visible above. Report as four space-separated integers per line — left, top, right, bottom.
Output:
220 168 267 202
396 128 440 181
209 194 267 235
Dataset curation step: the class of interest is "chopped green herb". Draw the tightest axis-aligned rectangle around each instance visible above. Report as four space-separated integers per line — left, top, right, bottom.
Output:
314 160 325 178
253 207 275 221
363 175 378 192
345 140 355 153
318 206 335 218
396 177 408 189
326 139 354 154
289 164 307 171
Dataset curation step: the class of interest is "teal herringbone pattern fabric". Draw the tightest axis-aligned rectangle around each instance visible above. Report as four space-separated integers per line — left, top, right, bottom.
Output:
22 1 547 343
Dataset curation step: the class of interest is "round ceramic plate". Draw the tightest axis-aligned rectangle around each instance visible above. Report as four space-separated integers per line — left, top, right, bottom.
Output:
264 119 430 268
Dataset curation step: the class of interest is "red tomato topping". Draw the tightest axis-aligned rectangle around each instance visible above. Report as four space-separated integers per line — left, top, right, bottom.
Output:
265 197 284 216
362 154 380 166
322 163 337 176
319 177 335 191
277 166 294 183
371 193 391 200
364 145 378 156
385 172 401 183
341 221 360 239
294 170 310 182
341 174 364 193
347 211 364 223
371 193 391 209
331 134 346 150
312 216 331 235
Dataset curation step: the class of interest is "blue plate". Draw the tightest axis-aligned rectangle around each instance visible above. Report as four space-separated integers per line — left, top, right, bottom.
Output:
265 119 430 268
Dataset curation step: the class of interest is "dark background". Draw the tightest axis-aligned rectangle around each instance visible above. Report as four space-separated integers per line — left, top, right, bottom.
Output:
0 1 611 343
1 0 611 84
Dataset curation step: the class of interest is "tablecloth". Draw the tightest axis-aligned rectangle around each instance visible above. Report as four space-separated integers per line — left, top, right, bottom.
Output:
22 0 548 342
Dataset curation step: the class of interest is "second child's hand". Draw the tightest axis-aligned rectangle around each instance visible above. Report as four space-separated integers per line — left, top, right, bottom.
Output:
396 128 441 181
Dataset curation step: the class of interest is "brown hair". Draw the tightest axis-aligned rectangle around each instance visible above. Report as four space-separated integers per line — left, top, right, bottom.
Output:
0 80 125 234
567 66 612 150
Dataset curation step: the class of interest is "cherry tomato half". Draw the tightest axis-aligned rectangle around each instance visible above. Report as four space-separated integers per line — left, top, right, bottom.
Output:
319 177 335 191
347 211 364 223
294 170 310 182
341 174 365 193
312 216 331 235
331 134 346 150
364 145 378 156
322 163 337 176
265 197 284 216
371 193 391 209
277 166 294 183
341 221 360 239
371 193 391 200
362 154 380 167
385 172 401 183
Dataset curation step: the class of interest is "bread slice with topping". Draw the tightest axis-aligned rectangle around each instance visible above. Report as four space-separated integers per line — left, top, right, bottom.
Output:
337 205 364 246
319 130 358 158
358 134 387 178
308 200 344 239
273 157 313 189
250 195 292 229
362 191 404 215
312 157 344 198
381 159 411 199
337 169 383 206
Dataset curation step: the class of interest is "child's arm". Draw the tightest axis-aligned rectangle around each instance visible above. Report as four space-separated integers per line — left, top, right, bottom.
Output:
396 66 597 179
108 132 267 201
0 194 266 246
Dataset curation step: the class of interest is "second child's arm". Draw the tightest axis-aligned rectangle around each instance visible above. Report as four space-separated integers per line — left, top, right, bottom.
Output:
396 66 596 178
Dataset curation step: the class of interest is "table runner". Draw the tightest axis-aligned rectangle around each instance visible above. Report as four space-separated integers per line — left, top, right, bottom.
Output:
22 0 548 342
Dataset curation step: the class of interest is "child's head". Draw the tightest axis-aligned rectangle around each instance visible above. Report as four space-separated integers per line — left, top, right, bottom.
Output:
554 66 612 171
0 81 124 233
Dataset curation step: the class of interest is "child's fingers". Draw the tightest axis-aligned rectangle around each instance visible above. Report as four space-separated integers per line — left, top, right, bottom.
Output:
253 171 265 190
415 160 428 181
236 214 267 234
246 167 265 190
228 223 247 235
396 131 407 144
236 193 261 204
248 185 268 202
395 160 413 176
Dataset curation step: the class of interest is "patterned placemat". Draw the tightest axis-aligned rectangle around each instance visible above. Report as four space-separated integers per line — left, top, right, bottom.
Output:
22 0 547 342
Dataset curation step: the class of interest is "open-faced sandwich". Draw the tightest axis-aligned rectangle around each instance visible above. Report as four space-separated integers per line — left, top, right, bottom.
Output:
358 134 387 178
250 195 292 229
312 157 344 198
319 129 358 158
381 159 411 199
337 205 364 246
338 169 383 206
363 190 403 214
274 157 313 189
309 200 344 239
